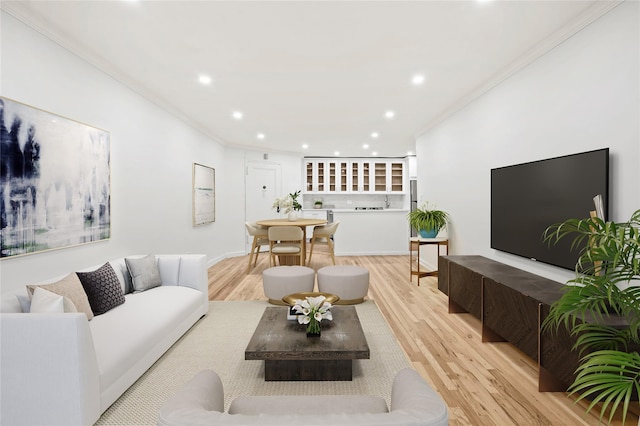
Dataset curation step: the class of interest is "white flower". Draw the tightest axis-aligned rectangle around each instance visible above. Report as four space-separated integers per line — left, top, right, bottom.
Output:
306 295 326 308
292 295 333 327
272 196 294 213
297 315 311 325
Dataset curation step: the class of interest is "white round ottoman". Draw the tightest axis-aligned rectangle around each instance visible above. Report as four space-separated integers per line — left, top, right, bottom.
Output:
317 265 369 304
262 266 315 305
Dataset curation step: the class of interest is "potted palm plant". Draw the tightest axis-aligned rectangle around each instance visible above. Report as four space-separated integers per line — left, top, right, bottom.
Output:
407 202 450 238
543 209 640 424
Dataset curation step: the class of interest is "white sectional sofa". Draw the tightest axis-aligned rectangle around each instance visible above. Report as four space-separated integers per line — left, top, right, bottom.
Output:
158 368 449 425
0 254 209 426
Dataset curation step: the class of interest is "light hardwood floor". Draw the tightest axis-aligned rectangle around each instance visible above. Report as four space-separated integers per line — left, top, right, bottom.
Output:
207 248 640 425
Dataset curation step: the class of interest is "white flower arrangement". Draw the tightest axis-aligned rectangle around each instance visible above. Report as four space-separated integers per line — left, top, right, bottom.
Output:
292 295 333 335
272 190 302 214
272 196 294 213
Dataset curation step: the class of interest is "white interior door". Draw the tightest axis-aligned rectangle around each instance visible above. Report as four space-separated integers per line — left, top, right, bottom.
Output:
245 161 282 253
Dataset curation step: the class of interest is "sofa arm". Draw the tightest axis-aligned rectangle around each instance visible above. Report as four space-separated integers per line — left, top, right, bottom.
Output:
390 368 449 425
157 370 224 426
0 313 101 426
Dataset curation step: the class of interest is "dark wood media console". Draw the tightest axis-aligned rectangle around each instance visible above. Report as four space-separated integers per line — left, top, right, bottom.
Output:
438 255 572 391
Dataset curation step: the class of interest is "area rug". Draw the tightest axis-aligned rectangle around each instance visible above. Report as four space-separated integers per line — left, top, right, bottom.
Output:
95 300 410 425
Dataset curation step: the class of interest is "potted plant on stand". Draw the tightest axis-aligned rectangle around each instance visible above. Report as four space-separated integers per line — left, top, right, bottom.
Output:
543 209 640 424
408 202 450 238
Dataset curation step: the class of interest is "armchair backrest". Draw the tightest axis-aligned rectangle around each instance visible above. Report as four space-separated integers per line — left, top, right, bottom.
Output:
314 221 340 236
268 226 303 242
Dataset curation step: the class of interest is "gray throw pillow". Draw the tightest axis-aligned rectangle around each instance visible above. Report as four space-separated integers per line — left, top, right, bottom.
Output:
125 255 162 292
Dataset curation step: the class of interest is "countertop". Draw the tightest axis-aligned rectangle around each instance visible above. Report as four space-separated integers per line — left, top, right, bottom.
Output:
304 208 408 213
333 208 408 213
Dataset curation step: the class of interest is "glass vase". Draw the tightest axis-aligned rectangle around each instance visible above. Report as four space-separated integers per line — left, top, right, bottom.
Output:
306 318 321 337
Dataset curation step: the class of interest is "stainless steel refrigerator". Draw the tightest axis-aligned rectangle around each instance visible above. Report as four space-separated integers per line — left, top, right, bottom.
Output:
410 180 417 237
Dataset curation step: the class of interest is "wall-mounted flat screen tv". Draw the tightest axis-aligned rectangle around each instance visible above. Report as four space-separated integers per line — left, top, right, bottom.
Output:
491 148 609 271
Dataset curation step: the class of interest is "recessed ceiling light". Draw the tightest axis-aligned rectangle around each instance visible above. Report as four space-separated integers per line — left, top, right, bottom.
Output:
412 74 425 85
334 151 340 156
362 144 369 149
198 74 212 85
257 133 265 139
371 132 379 138
232 111 243 120
372 152 378 156
385 111 395 119
302 144 309 149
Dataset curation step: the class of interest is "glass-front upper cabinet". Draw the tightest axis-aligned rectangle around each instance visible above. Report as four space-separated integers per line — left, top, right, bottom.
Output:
317 162 325 192
351 162 359 192
349 161 373 192
305 161 314 192
304 158 405 193
327 160 348 192
304 160 326 193
374 162 387 192
390 161 404 192
372 161 405 192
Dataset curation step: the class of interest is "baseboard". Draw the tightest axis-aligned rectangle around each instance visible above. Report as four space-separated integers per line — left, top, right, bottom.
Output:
334 250 411 256
206 251 244 269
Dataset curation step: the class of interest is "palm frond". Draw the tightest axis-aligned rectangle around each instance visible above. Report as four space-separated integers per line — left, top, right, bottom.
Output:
569 350 640 425
543 209 640 424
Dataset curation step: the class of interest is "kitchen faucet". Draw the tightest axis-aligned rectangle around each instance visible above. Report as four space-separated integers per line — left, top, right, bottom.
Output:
384 195 390 208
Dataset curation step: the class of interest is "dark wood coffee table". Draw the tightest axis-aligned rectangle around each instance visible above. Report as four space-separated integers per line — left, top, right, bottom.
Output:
245 306 369 381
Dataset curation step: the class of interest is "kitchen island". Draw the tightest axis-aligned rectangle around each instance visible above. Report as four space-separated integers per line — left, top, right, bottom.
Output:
332 209 409 255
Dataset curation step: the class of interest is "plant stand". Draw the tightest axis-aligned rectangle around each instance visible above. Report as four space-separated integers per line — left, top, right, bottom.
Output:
409 237 449 286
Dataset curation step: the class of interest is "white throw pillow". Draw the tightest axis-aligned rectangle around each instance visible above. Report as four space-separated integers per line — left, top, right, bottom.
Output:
30 287 64 313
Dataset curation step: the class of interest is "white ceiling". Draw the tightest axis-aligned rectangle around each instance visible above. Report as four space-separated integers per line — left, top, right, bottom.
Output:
1 0 619 157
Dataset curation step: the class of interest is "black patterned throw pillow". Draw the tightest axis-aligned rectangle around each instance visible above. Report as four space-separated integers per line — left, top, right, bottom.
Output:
76 262 126 315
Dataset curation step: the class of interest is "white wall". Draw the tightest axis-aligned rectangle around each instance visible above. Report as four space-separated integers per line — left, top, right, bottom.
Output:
416 2 639 284
0 12 248 293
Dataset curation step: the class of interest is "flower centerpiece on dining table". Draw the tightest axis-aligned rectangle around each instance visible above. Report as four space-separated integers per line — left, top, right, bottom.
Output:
272 190 302 221
292 295 333 337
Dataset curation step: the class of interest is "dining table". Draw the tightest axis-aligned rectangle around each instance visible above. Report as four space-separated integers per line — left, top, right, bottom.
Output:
256 218 327 266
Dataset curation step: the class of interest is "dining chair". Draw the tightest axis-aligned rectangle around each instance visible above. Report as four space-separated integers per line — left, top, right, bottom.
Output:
245 222 269 273
268 226 304 267
308 221 340 265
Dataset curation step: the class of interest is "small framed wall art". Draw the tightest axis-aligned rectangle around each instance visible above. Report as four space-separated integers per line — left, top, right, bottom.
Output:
0 97 111 258
192 162 215 225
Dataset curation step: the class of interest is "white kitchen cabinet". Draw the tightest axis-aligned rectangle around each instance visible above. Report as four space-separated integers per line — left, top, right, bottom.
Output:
389 161 405 192
372 160 405 192
304 158 405 194
326 160 349 192
349 161 371 192
332 210 409 255
304 160 326 193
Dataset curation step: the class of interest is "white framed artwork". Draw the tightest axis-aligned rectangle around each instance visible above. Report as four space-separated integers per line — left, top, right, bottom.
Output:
0 97 111 258
192 162 215 225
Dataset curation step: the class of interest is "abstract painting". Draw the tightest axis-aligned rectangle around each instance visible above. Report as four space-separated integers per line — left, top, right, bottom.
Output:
0 97 110 258
192 163 215 225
